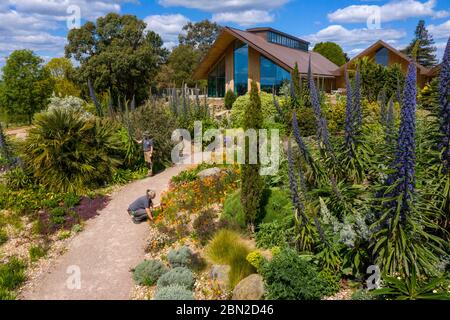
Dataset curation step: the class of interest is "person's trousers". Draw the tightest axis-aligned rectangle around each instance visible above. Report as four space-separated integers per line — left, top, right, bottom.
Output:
128 209 148 221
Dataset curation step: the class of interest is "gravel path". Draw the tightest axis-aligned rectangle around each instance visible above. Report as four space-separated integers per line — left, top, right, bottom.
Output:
20 164 189 300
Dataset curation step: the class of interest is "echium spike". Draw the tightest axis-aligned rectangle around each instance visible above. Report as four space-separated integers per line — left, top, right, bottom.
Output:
130 94 136 111
353 66 362 131
308 56 334 155
379 88 387 126
292 111 313 166
344 68 354 151
393 61 417 224
438 36 450 171
88 78 102 117
272 90 284 119
385 98 396 145
287 140 308 226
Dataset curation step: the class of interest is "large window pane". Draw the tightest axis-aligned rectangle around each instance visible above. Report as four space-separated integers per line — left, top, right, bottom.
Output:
207 57 225 97
234 41 248 96
375 47 389 66
260 56 291 94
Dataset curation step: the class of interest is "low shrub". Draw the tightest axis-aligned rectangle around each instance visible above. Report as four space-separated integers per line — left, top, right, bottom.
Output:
246 250 267 271
351 289 375 300
29 245 48 262
50 207 66 226
153 284 194 300
64 193 80 209
167 246 194 268
156 267 195 290
206 230 255 288
0 257 27 293
224 90 236 110
260 248 331 300
231 91 279 129
0 229 8 246
3 168 33 191
255 219 295 249
132 260 168 286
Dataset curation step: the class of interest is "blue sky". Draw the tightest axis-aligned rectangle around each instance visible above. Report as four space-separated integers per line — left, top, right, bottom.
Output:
0 0 449 69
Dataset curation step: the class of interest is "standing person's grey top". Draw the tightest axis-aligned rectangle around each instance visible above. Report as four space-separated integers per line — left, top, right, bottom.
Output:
128 195 152 211
143 138 153 152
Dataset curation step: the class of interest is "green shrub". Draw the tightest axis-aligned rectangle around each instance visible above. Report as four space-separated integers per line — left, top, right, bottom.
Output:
255 220 294 249
0 287 16 300
29 245 47 262
23 108 123 193
0 229 8 245
153 284 194 300
64 193 80 209
206 230 255 288
167 246 194 268
4 168 33 191
230 91 278 129
294 107 316 137
318 268 341 296
0 257 27 292
50 207 66 225
223 188 292 228
260 248 330 300
224 89 236 110
351 289 375 300
246 250 266 271
157 267 194 290
132 260 168 286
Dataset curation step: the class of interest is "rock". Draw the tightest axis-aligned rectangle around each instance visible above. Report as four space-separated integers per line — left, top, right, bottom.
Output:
210 265 230 291
232 274 265 300
197 167 222 179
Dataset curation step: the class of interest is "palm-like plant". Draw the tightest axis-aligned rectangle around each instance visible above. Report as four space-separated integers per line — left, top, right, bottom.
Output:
24 108 122 193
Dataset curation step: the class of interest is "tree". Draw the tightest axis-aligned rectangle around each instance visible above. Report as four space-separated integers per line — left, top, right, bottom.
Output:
240 81 264 227
166 45 201 87
65 13 169 105
313 42 347 66
402 20 438 67
1 50 54 124
46 57 81 97
178 20 222 59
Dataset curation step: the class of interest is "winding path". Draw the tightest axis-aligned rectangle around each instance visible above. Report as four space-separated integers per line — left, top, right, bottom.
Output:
20 164 189 300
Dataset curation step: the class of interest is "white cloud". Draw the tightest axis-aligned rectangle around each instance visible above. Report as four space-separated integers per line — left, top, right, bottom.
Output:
304 25 407 47
144 14 190 49
158 0 289 12
328 0 449 23
428 20 450 39
212 10 274 26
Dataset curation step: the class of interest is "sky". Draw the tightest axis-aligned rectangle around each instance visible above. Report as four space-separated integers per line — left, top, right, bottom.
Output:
0 0 449 69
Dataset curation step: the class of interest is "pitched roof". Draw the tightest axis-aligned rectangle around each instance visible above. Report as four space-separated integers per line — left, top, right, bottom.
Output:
336 40 431 75
192 27 339 80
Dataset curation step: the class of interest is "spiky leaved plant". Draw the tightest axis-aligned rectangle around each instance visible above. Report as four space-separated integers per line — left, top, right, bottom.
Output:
438 37 450 172
385 98 396 146
372 61 445 276
0 121 12 166
379 88 387 126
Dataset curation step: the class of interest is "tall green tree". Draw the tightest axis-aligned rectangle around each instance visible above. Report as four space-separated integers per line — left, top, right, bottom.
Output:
0 50 54 124
178 20 222 59
65 13 168 105
166 44 201 87
402 20 438 67
313 42 347 66
241 81 264 227
46 57 81 97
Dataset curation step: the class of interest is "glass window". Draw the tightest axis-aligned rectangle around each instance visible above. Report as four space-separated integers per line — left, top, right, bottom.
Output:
375 47 389 66
260 56 291 94
234 41 249 96
267 31 308 51
207 57 225 97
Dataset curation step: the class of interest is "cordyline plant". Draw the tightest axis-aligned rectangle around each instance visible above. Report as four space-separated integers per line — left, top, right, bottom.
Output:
438 37 450 172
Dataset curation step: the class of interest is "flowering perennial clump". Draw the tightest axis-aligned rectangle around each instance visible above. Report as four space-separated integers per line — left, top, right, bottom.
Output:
438 37 450 171
344 69 355 151
292 111 313 166
353 66 362 132
287 141 308 226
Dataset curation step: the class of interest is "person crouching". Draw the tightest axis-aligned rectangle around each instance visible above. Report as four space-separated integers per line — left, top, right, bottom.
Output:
127 190 156 224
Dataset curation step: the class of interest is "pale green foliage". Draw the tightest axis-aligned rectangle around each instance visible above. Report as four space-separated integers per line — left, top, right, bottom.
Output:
153 284 195 300
132 260 168 286
156 267 195 290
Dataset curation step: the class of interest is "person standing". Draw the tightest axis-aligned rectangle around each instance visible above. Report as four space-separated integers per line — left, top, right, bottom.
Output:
142 132 154 176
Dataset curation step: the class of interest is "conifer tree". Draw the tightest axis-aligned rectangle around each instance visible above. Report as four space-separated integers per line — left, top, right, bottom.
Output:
402 20 438 67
